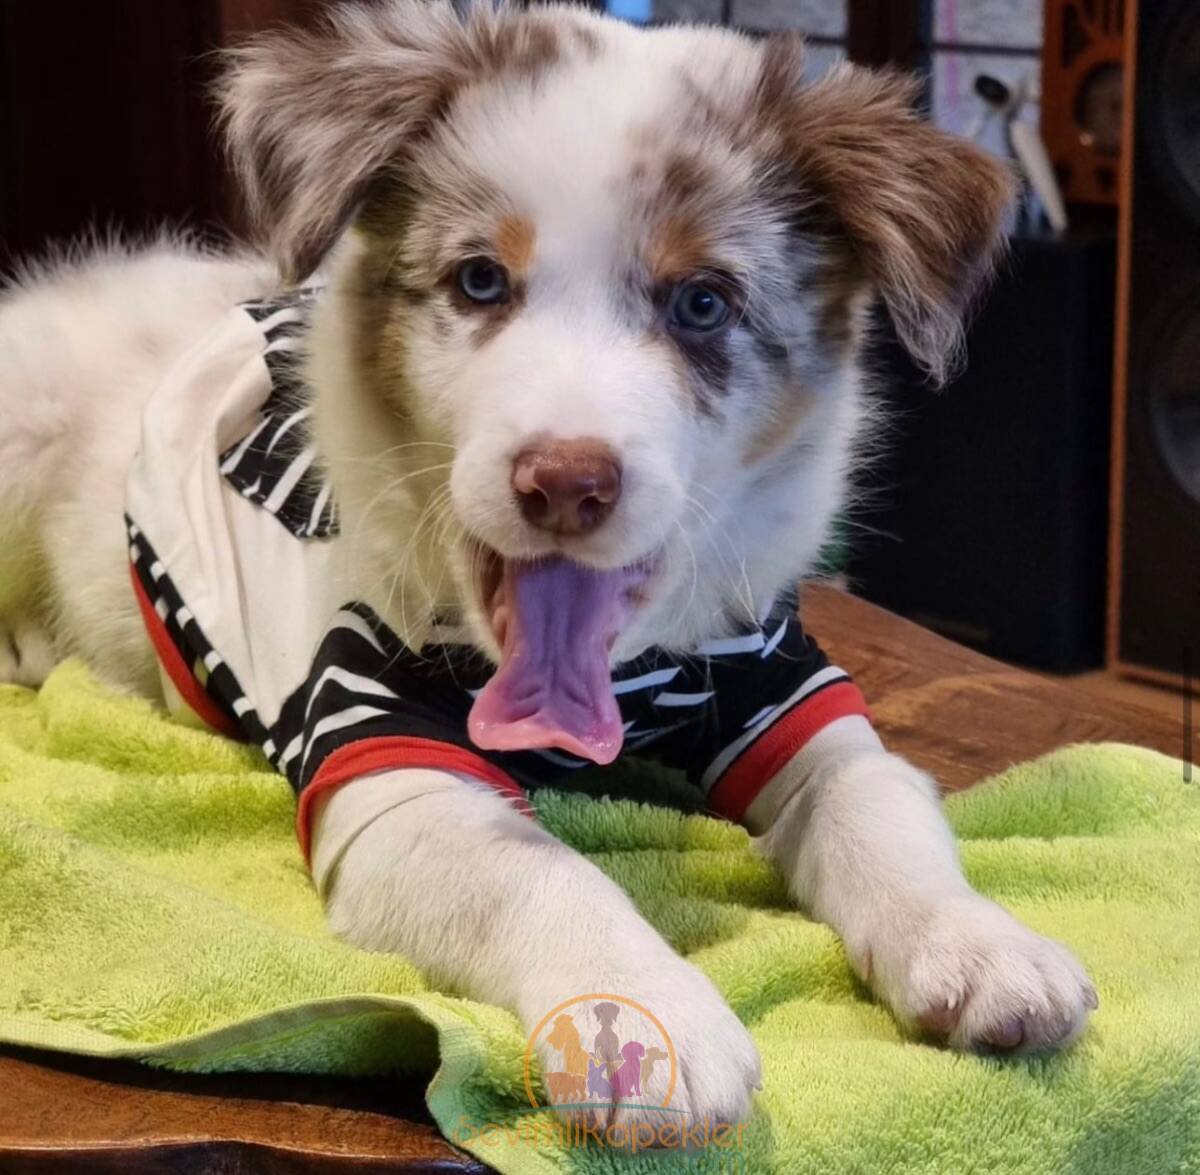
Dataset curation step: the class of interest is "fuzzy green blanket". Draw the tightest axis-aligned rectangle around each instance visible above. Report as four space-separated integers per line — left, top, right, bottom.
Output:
1 662 1197 1174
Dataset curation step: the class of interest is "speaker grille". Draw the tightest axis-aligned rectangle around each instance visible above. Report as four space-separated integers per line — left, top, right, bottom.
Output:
1147 295 1200 507
1113 0 1200 681
1147 5 1200 218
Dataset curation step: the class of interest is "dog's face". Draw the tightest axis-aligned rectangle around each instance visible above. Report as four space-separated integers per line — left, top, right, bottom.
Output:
345 27 865 658
222 2 1011 760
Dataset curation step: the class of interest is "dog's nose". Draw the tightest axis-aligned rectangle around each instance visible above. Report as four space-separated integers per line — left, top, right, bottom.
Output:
512 440 622 535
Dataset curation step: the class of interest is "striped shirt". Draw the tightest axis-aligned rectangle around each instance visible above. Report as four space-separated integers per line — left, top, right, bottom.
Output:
126 290 873 857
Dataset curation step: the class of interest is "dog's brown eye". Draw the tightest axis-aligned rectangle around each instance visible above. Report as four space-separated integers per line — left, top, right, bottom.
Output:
456 257 510 305
669 281 730 333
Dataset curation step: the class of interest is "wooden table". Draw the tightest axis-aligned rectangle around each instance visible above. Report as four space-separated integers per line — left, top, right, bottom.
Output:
802 586 1182 792
0 587 1183 1173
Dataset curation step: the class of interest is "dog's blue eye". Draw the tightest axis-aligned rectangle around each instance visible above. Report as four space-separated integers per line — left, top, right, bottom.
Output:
670 282 729 332
457 258 510 304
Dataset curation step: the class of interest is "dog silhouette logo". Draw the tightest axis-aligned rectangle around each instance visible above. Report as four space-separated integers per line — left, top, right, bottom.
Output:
524 993 678 1112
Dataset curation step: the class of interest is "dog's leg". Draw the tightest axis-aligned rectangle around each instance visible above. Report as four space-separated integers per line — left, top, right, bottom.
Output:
315 769 761 1128
756 731 1098 1052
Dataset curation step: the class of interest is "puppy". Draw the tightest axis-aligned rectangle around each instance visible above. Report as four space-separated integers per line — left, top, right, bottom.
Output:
0 0 1096 1136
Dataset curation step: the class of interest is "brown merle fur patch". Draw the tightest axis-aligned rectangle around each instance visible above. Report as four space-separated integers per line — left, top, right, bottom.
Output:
751 35 1014 382
630 121 864 425
460 283 528 350
340 248 417 424
742 380 817 465
646 216 713 286
495 215 536 277
220 3 603 282
355 197 530 370
668 329 732 418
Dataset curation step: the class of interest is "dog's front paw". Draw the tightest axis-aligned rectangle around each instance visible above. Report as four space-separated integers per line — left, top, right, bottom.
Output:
527 955 760 1144
869 894 1098 1054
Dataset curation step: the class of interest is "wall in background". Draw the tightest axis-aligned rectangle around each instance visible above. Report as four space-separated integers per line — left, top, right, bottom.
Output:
0 0 1047 274
0 0 322 274
631 0 1045 161
645 0 848 78
931 0 1043 158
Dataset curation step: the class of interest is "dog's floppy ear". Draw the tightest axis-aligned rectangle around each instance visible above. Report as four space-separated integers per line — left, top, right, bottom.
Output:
760 40 1015 383
219 0 472 283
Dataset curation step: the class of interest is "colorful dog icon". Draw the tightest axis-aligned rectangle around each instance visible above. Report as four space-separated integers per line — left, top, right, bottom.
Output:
546 1070 585 1104
591 1001 621 1069
640 1045 669 1090
544 1013 587 1103
610 1040 645 1099
587 1056 614 1100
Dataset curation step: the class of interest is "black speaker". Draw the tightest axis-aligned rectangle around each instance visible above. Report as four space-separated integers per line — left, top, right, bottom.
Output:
1110 0 1200 689
846 231 1116 674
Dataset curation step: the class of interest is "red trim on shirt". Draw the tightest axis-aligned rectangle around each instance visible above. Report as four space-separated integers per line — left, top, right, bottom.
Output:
707 680 871 822
295 735 533 862
129 565 243 740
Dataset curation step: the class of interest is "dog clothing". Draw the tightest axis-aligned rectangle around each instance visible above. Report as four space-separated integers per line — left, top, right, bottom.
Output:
125 290 875 861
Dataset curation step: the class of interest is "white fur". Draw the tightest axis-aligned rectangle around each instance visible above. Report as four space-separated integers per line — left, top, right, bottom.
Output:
759 750 1097 1052
0 241 275 695
0 3 1093 1139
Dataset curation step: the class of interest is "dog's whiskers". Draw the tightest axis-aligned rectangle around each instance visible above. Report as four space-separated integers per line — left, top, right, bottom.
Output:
336 440 455 468
670 517 701 622
345 461 454 581
387 482 456 642
681 486 757 626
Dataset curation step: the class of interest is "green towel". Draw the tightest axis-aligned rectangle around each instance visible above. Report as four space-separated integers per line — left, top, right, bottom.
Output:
1 662 1197 1174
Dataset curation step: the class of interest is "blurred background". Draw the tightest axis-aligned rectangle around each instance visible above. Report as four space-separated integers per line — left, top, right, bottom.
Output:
0 0 1194 712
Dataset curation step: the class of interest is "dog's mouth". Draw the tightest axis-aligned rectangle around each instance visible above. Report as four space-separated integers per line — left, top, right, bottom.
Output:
467 546 656 765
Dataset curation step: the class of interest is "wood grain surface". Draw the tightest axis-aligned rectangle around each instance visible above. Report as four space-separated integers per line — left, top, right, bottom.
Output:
804 585 1185 790
0 1046 490 1174
0 586 1185 1172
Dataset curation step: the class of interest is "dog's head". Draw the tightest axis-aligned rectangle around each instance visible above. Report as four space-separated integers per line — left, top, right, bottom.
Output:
221 1 1012 763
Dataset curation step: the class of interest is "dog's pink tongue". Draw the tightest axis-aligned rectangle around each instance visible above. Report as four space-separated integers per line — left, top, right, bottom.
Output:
469 558 627 765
